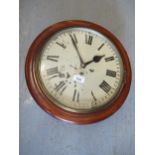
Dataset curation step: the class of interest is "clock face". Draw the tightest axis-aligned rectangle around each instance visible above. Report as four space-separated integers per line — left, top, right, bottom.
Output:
37 27 124 113
26 20 131 124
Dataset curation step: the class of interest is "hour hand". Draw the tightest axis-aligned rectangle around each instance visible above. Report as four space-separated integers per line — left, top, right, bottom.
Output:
93 55 105 62
83 55 105 68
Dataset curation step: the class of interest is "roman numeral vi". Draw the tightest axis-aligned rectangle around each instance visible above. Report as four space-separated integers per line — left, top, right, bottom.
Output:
72 89 80 102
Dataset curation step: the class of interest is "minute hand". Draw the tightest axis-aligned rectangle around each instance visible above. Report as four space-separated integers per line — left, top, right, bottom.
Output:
69 34 85 67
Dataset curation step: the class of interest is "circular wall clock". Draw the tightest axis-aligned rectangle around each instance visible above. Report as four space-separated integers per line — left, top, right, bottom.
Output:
25 20 131 124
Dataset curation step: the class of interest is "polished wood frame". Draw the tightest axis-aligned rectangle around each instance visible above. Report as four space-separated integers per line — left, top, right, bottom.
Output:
25 20 131 124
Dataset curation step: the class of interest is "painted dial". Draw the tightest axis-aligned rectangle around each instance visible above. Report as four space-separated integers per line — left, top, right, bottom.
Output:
38 27 124 113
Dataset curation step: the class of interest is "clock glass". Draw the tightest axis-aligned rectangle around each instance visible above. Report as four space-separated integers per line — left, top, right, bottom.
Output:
37 27 124 113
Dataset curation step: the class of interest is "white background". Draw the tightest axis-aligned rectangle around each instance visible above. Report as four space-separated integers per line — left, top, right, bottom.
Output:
135 0 155 154
0 0 155 155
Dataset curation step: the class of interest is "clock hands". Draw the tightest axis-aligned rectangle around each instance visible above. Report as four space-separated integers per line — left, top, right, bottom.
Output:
69 34 85 68
69 34 105 69
83 55 105 68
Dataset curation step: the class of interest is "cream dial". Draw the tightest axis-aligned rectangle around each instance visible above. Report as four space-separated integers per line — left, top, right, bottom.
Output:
38 27 124 112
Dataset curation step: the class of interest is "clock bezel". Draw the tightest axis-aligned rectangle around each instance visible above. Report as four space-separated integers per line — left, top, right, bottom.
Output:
25 20 131 124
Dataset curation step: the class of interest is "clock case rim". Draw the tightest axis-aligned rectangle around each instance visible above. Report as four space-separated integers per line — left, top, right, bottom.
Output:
25 20 132 124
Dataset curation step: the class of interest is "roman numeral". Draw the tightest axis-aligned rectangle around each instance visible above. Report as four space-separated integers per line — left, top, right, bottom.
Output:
85 34 93 45
47 55 59 62
46 67 58 76
91 91 97 101
56 42 66 49
69 34 78 44
55 81 67 95
72 89 80 102
98 43 105 51
105 56 114 62
99 80 111 93
106 70 116 77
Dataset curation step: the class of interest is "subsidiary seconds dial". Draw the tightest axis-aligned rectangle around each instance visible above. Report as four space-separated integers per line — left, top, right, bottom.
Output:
25 20 131 124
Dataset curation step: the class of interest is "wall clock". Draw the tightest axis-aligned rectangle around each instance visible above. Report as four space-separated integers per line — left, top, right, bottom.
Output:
25 20 131 124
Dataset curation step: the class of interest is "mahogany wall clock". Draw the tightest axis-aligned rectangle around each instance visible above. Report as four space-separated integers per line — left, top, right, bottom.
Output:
25 20 131 124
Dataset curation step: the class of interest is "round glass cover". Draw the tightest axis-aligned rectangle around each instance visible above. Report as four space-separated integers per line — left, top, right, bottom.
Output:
38 27 124 113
